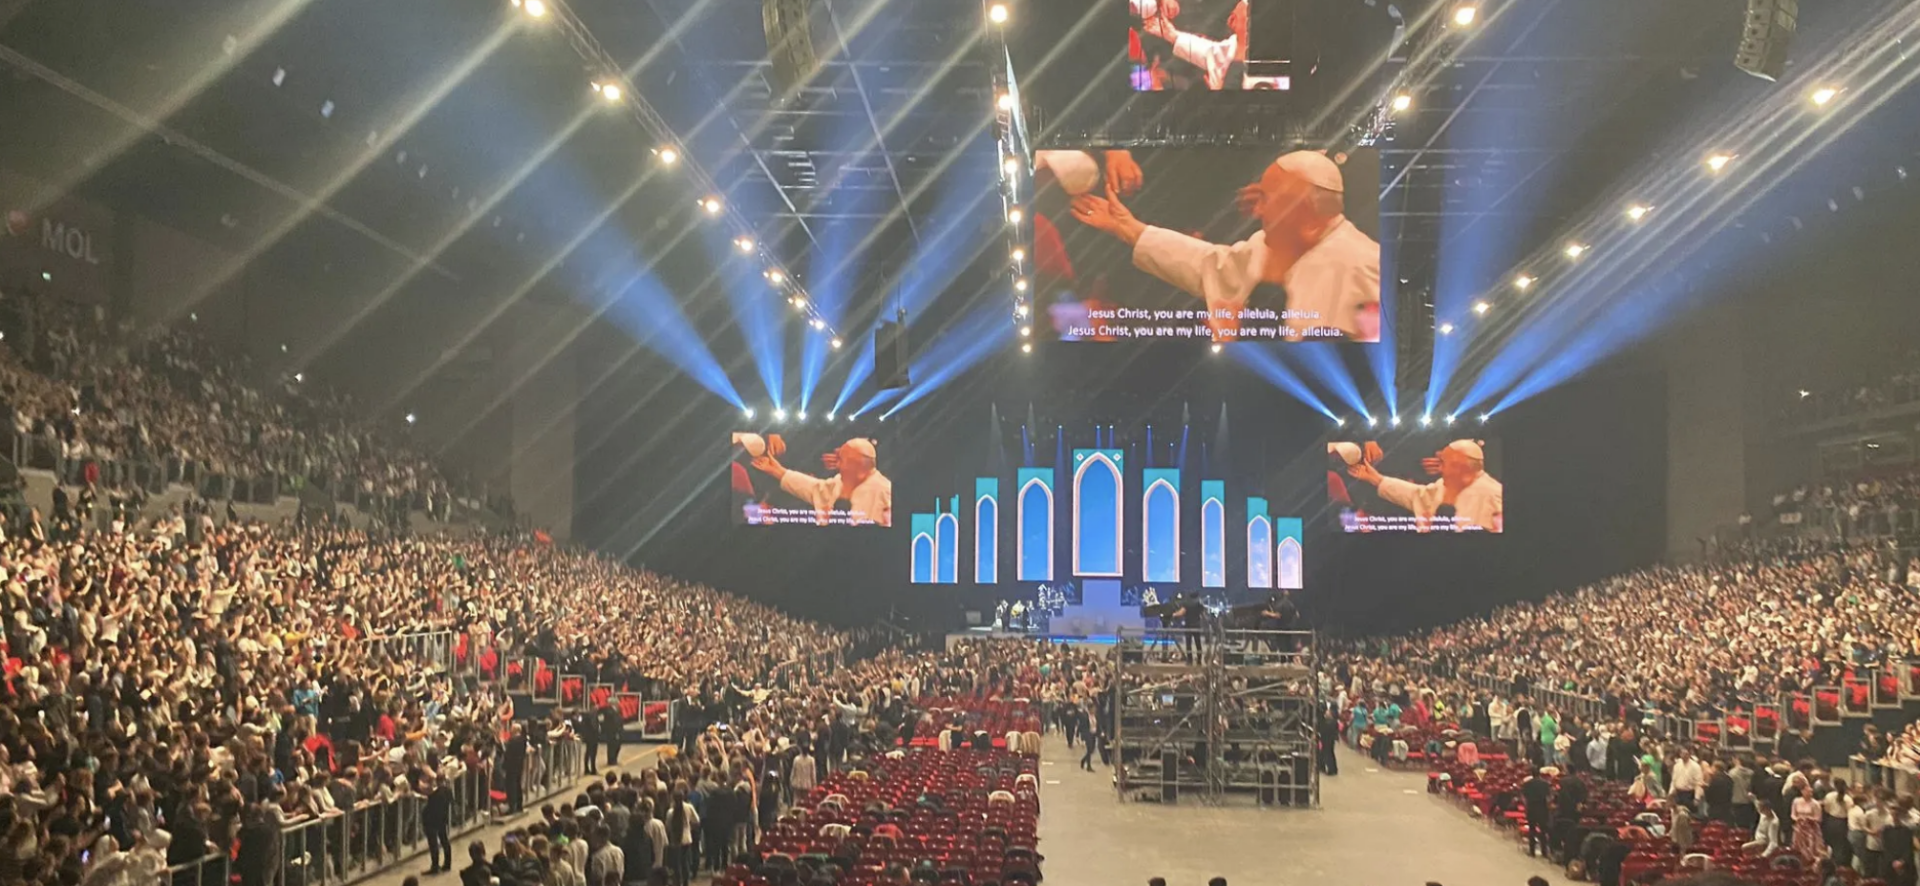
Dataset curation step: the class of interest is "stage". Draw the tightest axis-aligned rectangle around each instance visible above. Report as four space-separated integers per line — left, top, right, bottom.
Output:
1034 735 1574 885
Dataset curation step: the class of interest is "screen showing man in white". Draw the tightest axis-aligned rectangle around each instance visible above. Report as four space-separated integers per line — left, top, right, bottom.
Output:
1340 439 1503 533
739 434 893 527
1067 150 1381 342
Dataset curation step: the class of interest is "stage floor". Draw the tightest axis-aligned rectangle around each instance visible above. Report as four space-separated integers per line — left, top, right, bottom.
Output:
1036 736 1574 886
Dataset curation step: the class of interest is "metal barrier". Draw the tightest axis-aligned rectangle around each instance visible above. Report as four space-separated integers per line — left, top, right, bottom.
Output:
245 739 586 886
166 851 231 886
364 630 455 675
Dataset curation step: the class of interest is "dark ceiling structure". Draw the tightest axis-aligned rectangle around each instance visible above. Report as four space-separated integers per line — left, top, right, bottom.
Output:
0 0 1915 403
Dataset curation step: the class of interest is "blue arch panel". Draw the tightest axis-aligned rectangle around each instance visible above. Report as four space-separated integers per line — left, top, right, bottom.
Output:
975 478 999 584
1201 480 1225 588
910 511 935 584
936 513 959 584
1073 449 1125 577
1275 517 1304 590
1247 497 1272 589
1143 468 1180 583
1017 468 1054 582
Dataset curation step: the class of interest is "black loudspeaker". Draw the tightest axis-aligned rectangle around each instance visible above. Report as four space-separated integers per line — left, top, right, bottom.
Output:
1258 768 1278 806
762 0 818 95
874 317 910 391
1734 0 1796 81
1160 750 1179 803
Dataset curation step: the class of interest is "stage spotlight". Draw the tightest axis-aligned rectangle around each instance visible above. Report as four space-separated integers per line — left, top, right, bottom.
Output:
774 408 787 422
789 295 804 309
1015 303 1030 317
1445 413 1457 425
1014 278 1028 292
797 412 807 422
1452 4 1477 26
595 82 622 102
1007 207 1024 224
1627 203 1651 221
1336 416 1346 427
989 3 1008 24
1478 413 1489 423
1021 342 1033 354
1438 322 1455 335
826 413 836 421
522 0 548 18
405 412 418 425
766 269 787 286
743 407 755 420
1798 388 1811 399
1020 326 1032 337
657 147 679 165
1473 300 1491 315
1514 274 1534 291
996 92 1015 111
1391 93 1413 113
735 236 755 253
810 318 826 331
1564 242 1587 259
1210 343 1223 354
1367 416 1378 428
830 337 843 350
701 196 723 215
1003 156 1020 176
1390 415 1402 427
1810 86 1839 106
1011 247 1025 263
1706 153 1733 173
878 415 886 423
293 372 305 383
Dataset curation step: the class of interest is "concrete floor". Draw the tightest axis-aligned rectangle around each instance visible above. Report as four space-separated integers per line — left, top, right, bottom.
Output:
355 736 1570 886
1037 737 1573 886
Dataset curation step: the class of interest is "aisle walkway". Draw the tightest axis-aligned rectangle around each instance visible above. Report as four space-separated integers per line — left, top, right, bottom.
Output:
1036 737 1571 886
353 744 668 886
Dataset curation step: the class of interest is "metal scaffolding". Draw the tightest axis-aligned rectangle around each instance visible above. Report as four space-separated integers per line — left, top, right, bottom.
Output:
1111 625 1319 807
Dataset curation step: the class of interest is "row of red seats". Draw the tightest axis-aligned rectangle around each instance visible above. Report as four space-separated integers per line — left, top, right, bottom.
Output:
718 747 1042 886
1427 754 1853 886
907 697 1043 750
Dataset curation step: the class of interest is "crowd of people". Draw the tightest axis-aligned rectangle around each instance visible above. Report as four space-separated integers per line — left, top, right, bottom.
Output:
1779 352 1920 426
1387 534 1920 728
1331 654 1919 884
0 284 460 516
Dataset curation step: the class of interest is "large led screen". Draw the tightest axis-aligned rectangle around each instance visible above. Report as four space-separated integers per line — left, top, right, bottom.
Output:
1328 437 1503 534
730 432 892 526
1128 0 1292 91
1031 146 1380 343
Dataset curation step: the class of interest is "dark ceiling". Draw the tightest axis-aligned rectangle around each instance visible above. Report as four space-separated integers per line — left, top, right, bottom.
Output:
0 0 1914 377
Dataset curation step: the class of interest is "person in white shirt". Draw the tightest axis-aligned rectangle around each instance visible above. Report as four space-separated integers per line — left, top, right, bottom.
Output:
1345 439 1504 533
1139 0 1248 90
1070 150 1380 342
750 438 892 526
1668 749 1705 810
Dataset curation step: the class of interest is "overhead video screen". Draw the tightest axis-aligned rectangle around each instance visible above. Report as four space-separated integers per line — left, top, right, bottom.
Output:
1128 0 1291 91
730 432 892 526
1030 146 1380 343
1328 437 1504 534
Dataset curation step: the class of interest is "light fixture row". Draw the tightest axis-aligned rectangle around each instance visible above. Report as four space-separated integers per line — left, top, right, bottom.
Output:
515 0 843 344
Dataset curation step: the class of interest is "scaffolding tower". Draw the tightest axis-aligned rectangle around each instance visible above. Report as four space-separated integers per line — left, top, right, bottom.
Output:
1111 625 1319 807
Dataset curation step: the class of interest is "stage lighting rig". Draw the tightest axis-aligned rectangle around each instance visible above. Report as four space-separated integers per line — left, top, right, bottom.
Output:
989 3 1008 24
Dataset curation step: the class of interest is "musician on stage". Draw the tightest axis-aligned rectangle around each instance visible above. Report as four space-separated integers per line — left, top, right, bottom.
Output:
1259 591 1300 654
1168 591 1208 660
